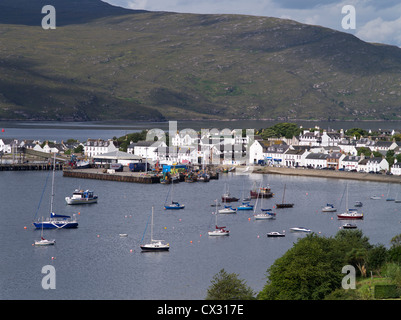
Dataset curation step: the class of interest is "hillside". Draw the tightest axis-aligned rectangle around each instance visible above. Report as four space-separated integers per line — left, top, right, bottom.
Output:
1 0 401 121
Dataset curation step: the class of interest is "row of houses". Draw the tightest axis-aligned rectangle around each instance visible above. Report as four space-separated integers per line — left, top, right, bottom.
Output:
2 127 401 174
250 140 390 172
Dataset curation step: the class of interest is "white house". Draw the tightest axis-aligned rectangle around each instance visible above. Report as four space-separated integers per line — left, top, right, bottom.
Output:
0 138 19 154
391 163 401 175
283 148 310 167
358 157 389 172
321 131 342 147
299 130 321 147
340 155 361 171
249 140 270 164
127 140 167 162
304 153 328 168
370 140 398 153
84 139 118 158
264 144 289 166
338 139 358 156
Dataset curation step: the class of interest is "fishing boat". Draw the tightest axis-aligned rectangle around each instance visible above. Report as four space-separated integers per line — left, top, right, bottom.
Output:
250 185 273 199
34 217 55 246
33 154 78 229
290 227 311 233
209 200 230 236
322 203 337 212
276 184 294 208
236 202 254 211
221 193 239 203
342 223 357 229
218 205 237 214
267 231 285 237
337 184 363 220
164 181 185 210
76 160 90 169
140 207 170 252
65 189 98 205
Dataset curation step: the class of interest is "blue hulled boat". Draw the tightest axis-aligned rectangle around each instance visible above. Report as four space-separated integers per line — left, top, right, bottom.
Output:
33 213 78 229
164 201 185 210
236 202 254 211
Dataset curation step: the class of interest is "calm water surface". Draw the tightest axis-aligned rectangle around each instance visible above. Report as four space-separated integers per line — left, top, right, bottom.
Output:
2 170 401 300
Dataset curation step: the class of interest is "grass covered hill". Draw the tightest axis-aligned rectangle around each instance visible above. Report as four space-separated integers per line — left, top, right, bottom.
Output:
1 0 401 121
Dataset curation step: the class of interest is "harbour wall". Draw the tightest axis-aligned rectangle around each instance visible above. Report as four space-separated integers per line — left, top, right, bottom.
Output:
63 169 160 184
253 166 401 184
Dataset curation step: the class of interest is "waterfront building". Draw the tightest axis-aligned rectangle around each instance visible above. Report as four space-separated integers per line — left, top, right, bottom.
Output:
127 140 167 162
358 157 389 173
304 153 329 169
283 148 309 167
340 155 361 171
84 139 118 158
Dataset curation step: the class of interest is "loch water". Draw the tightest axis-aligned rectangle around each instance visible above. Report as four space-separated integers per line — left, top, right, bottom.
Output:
2 169 401 300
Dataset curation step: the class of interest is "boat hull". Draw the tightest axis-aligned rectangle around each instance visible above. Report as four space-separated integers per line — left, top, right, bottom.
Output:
236 206 253 211
33 221 78 229
337 215 364 220
164 205 185 210
267 232 285 237
250 191 273 199
208 231 230 236
222 197 239 202
65 197 97 205
276 203 294 208
140 245 169 252
34 239 56 246
218 209 236 214
290 228 311 233
343 224 357 229
255 214 275 220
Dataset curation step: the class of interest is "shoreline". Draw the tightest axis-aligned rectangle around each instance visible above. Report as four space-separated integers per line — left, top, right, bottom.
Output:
252 166 401 184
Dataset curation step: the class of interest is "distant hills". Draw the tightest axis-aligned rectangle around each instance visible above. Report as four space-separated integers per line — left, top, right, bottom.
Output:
0 0 401 122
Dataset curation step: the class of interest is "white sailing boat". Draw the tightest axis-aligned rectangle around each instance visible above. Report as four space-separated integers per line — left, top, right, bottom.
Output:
253 181 276 220
34 217 55 246
33 153 78 229
208 200 230 236
322 203 337 212
140 207 170 252
337 184 363 220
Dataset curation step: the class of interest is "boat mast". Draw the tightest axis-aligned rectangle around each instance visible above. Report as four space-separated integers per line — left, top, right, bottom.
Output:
50 153 56 213
282 184 286 204
151 206 154 242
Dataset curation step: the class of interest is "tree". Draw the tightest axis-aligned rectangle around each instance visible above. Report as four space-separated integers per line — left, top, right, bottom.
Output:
258 234 345 300
386 149 395 167
206 269 255 300
388 234 401 263
366 244 388 276
357 147 371 157
346 128 368 139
